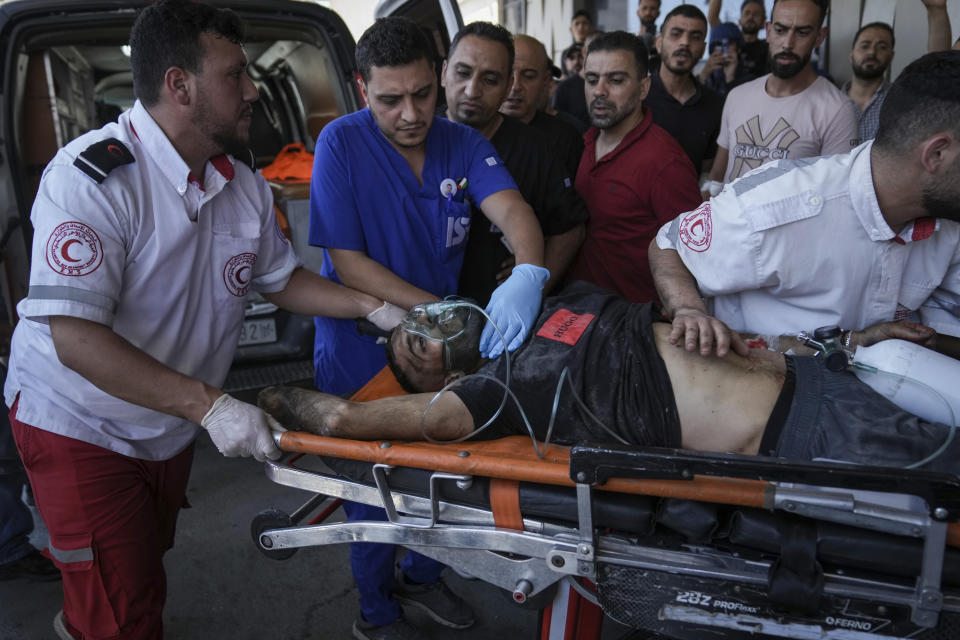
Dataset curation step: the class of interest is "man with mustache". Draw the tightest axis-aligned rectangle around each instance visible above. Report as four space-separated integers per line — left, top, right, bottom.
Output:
843 1 952 142
309 17 547 400
443 23 587 305
709 0 770 78
650 51 960 359
644 5 723 175
330 27 586 639
842 22 895 143
568 31 701 304
2 1 404 637
701 0 857 197
309 18 549 640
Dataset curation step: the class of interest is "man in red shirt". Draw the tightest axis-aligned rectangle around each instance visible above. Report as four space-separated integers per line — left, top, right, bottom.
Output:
570 31 701 303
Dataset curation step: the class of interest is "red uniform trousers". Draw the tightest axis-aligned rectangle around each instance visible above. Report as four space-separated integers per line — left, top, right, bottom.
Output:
10 396 194 640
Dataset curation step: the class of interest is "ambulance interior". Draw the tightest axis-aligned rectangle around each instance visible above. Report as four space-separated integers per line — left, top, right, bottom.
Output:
8 19 356 377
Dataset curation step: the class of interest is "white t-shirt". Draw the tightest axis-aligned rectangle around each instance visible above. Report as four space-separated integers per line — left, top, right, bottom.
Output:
4 101 299 460
656 142 960 337
719 74 859 183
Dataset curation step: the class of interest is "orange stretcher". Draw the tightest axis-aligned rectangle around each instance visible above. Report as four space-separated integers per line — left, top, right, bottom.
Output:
255 367 960 640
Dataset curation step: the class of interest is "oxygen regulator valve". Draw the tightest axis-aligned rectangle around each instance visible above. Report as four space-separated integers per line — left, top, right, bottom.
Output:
797 325 851 372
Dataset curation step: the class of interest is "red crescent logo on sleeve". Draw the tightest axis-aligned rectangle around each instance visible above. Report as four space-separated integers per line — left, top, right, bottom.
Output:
45 222 103 276
223 252 257 297
107 144 123 157
678 202 713 252
60 239 82 262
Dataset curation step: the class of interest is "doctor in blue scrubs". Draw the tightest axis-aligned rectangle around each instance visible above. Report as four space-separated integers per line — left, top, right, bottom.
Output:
310 18 547 397
307 16 547 639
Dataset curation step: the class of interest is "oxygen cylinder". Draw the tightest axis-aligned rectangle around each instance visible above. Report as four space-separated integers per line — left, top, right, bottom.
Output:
852 339 960 427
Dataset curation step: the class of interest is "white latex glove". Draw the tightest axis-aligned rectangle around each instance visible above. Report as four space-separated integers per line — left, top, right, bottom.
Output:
200 394 285 462
366 301 407 331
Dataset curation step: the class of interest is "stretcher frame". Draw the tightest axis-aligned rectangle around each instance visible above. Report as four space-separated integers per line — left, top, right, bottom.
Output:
255 430 960 640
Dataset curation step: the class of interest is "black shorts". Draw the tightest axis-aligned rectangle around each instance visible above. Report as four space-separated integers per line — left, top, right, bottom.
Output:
768 355 959 473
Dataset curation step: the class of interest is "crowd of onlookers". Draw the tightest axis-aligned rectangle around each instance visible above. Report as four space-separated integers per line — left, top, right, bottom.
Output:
537 0 958 307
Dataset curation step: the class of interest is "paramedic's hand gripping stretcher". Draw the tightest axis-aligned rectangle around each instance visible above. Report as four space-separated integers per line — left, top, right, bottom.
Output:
252 293 960 640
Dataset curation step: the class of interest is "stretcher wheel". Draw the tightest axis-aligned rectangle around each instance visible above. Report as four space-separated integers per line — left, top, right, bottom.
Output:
251 509 298 560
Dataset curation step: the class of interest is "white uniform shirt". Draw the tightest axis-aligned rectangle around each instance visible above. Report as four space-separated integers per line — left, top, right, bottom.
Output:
655 141 960 337
4 101 299 460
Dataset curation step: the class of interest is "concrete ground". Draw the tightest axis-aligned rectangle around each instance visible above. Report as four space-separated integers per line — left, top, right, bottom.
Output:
0 388 638 640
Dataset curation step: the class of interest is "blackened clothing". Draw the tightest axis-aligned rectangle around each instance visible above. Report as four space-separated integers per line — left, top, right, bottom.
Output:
773 356 960 473
458 116 589 305
452 282 682 448
551 75 590 130
530 110 586 180
645 72 724 174
571 107 702 303
740 39 769 78
452 285 960 476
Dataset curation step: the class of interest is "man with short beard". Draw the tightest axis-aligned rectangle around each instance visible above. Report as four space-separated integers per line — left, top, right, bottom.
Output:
441 23 587 305
2 1 404 637
645 5 723 175
308 18 550 639
708 0 769 77
701 0 857 194
309 17 547 399
569 31 701 304
650 51 960 359
842 22 894 142
843 1 952 143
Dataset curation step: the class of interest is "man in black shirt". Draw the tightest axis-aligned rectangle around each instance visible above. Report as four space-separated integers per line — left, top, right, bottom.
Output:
550 73 588 130
500 34 586 178
708 0 769 78
645 5 723 175
551 32 602 130
260 281 960 474
443 23 588 304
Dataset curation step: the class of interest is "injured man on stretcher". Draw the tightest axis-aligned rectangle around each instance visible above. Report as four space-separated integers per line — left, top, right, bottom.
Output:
259 282 960 473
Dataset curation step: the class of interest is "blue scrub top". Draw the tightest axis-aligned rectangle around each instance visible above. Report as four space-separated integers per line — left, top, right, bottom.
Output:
309 108 518 394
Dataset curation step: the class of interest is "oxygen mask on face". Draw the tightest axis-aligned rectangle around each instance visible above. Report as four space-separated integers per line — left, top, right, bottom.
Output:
400 301 476 370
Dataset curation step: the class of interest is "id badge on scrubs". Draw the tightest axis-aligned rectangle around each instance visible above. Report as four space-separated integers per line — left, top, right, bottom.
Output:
438 179 471 260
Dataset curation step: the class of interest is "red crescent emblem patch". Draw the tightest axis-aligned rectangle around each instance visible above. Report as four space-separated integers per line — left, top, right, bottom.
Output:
678 202 713 252
60 238 82 262
106 144 123 157
223 252 257 297
45 222 103 276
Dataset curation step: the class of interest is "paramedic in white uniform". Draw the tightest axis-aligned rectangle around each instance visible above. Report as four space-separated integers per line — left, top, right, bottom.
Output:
2 2 392 638
650 51 960 359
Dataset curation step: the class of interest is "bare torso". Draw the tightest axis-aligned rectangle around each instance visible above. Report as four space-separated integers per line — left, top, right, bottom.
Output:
652 323 786 455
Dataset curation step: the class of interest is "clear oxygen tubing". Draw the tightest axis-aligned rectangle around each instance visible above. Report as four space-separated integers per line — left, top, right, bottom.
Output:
849 361 957 470
418 301 628 458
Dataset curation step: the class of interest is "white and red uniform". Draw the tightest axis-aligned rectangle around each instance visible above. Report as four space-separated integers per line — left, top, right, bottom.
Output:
4 100 298 640
5 100 298 459
656 141 960 337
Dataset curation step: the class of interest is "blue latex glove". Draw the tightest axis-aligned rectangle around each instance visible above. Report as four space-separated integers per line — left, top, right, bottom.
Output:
479 263 550 359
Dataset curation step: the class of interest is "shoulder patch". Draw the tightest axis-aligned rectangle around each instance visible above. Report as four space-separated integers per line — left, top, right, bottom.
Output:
73 138 135 184
678 202 713 252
